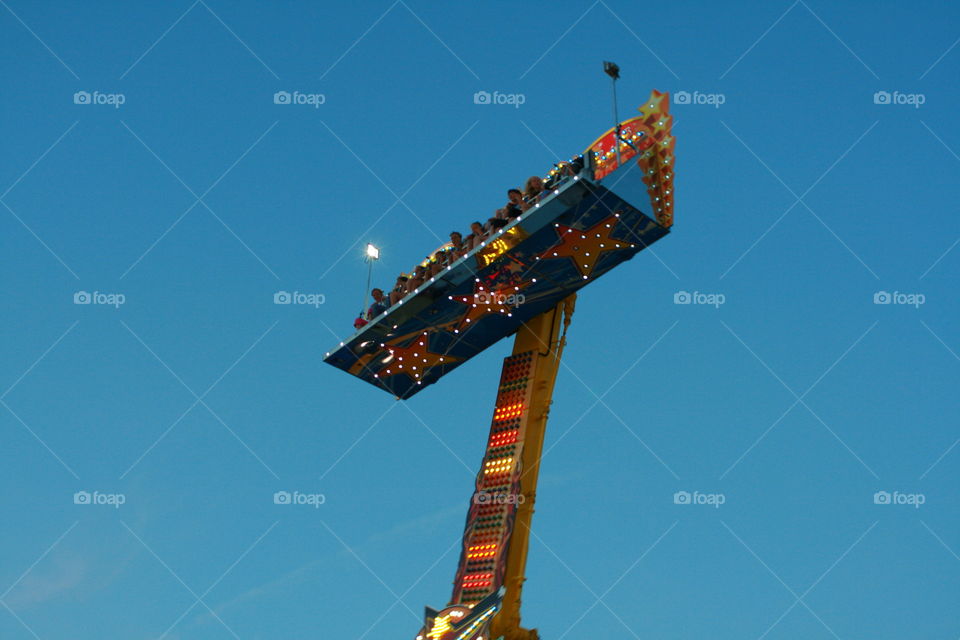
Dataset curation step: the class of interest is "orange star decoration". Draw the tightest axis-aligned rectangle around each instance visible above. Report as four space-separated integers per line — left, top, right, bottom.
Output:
538 213 636 278
376 332 461 383
447 279 528 334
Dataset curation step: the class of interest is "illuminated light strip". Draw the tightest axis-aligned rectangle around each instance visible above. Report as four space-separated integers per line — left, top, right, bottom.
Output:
455 606 497 640
466 543 498 559
488 429 519 447
461 573 493 589
462 572 493 582
493 402 524 421
483 457 514 475
427 614 452 639
477 226 526 267
451 352 537 605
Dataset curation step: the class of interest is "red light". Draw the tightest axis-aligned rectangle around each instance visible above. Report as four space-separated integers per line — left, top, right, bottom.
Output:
488 429 519 448
462 573 493 589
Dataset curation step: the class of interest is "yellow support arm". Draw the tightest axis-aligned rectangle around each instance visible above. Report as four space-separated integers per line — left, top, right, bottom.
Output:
491 294 576 640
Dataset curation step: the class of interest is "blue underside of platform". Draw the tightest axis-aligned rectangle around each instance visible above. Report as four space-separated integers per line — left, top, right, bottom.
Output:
323 175 669 399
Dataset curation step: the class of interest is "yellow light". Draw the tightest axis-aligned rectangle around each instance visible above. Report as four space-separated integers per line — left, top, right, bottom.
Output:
484 457 513 475
467 543 498 559
427 615 452 639
494 402 524 421
476 226 526 267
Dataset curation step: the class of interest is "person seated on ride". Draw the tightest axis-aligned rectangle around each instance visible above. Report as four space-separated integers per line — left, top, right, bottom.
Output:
523 175 548 205
449 231 464 259
436 247 451 269
353 315 368 330
464 221 486 251
506 188 526 216
389 275 409 305
406 264 427 294
545 157 585 191
367 287 389 319
439 238 460 268
544 167 561 191
427 253 442 278
493 206 508 223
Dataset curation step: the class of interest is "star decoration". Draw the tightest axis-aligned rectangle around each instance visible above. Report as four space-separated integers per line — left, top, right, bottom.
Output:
447 280 529 334
538 213 635 278
376 332 460 383
505 260 525 274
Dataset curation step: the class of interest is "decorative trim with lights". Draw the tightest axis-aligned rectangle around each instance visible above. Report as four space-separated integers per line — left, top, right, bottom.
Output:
586 89 675 228
449 350 538 606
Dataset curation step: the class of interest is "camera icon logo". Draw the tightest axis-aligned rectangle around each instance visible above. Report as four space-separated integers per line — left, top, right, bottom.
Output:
674 91 691 105
873 291 891 305
673 490 691 505
273 291 291 304
74 291 91 304
73 491 91 504
673 290 691 304
873 491 891 505
273 491 292 505
73 91 91 105
273 91 291 105
473 90 492 105
873 91 891 105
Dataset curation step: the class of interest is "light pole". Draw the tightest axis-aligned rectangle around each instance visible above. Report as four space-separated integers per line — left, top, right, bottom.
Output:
603 61 621 165
362 243 380 319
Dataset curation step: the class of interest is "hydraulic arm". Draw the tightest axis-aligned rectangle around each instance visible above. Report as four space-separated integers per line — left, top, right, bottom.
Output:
417 295 576 640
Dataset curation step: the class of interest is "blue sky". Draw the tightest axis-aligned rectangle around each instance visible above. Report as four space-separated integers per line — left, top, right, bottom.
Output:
1 1 959 638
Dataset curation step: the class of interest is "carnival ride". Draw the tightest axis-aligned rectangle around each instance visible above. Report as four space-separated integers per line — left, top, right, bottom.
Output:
324 89 675 639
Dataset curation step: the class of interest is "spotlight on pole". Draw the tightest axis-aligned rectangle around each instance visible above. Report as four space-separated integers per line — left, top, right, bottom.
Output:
361 243 381 325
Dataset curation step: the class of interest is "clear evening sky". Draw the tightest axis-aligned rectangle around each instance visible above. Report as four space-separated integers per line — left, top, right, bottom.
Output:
1 2 958 638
